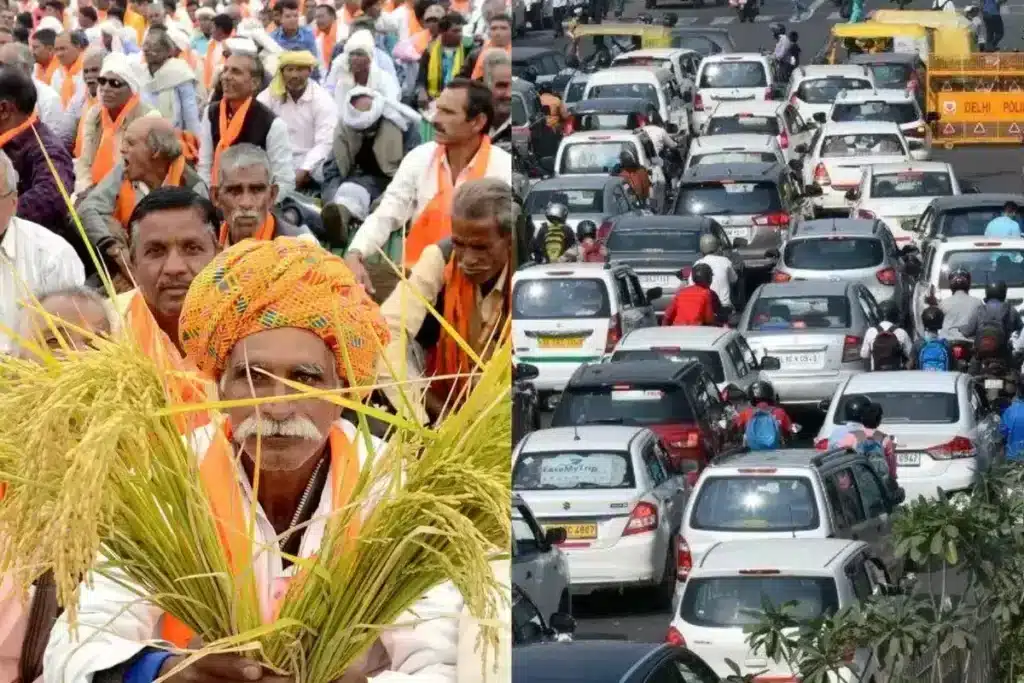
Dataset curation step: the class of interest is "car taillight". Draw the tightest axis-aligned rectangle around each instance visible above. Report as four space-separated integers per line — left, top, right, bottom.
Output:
596 219 613 243
856 209 877 219
676 536 693 580
814 163 831 186
952 344 967 360
876 267 897 285
753 211 790 228
623 501 659 536
694 93 704 111
606 314 622 352
666 625 686 647
778 129 789 149
772 271 792 283
815 438 829 451
928 436 976 460
842 334 862 363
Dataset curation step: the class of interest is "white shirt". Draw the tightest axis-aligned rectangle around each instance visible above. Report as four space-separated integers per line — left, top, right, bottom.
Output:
690 253 737 308
348 140 514 259
50 66 88 116
860 320 913 368
197 104 296 195
0 217 86 353
642 125 677 155
256 81 338 174
34 79 73 147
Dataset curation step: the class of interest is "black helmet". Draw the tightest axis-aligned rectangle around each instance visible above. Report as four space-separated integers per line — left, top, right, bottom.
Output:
921 305 944 332
692 262 713 286
748 380 775 404
545 202 569 224
770 21 786 35
949 267 972 292
878 299 901 324
985 281 1008 302
844 394 872 424
577 220 598 240
662 11 678 26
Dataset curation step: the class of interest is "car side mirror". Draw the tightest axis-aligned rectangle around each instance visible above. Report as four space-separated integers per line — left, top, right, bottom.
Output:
803 184 822 196
549 612 577 635
794 143 809 155
900 244 920 258
926 111 940 123
788 159 804 173
817 398 831 413
722 384 746 403
760 356 782 371
544 526 568 545
539 156 556 174
515 363 540 382
813 112 827 124
645 287 664 303
845 188 861 201
732 237 749 248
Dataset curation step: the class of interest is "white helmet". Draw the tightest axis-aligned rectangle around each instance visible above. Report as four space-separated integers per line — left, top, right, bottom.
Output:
699 233 721 256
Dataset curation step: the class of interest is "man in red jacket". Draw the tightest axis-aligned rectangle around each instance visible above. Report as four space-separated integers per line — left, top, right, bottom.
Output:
663 262 720 326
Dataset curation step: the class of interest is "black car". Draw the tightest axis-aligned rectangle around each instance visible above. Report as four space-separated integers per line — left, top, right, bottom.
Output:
513 641 721 683
512 47 577 94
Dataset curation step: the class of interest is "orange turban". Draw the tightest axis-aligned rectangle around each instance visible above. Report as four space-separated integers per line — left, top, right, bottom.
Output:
179 237 389 387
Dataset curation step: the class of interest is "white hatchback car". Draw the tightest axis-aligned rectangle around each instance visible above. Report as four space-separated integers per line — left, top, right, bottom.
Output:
667 538 892 683
554 130 667 210
826 88 935 161
693 53 778 130
846 162 961 243
582 66 692 137
683 134 788 174
699 100 813 167
814 371 1001 503
786 64 876 124
512 425 687 605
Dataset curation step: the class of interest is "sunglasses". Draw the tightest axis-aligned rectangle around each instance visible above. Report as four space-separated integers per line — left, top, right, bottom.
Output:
97 76 127 88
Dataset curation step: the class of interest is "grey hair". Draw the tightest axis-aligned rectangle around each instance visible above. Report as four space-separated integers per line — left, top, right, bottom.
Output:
83 45 108 64
5 43 33 77
481 48 510 88
0 150 19 194
145 24 176 51
146 123 182 160
216 142 271 185
17 285 115 347
451 177 517 236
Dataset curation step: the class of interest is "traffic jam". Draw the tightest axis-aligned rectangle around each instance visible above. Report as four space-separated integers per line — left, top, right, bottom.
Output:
510 13 1024 683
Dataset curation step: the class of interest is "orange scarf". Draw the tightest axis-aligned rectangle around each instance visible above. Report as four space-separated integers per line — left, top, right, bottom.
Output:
91 94 140 185
58 55 84 108
470 43 510 80
161 424 360 646
34 58 58 86
113 155 187 228
203 39 221 90
404 137 492 267
74 97 95 157
316 22 337 73
210 96 251 189
218 213 274 246
0 112 38 149
407 3 422 35
340 5 361 23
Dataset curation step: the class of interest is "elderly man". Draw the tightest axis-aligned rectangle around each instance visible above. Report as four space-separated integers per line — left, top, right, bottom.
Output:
199 51 295 196
345 79 509 294
481 48 511 145
79 117 206 285
73 46 104 155
0 42 69 147
256 50 336 192
378 177 511 424
140 24 202 136
212 143 313 247
191 6 215 56
17 285 113 358
76 52 159 193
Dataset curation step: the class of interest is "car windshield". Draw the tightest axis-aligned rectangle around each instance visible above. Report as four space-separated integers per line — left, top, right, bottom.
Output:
784 237 885 270
552 386 695 426
866 63 913 88
820 133 907 157
578 113 632 130
611 348 724 382
565 79 588 104
705 115 779 136
691 476 820 531
795 77 873 104
525 189 604 214
870 171 952 198
512 451 636 490
605 228 701 253
831 101 920 125
675 182 782 216
836 391 959 424
939 249 1024 289
699 61 767 88
680 576 839 626
937 207 1012 238
692 152 777 166
748 295 851 330
559 141 637 174
513 278 611 319
588 83 659 108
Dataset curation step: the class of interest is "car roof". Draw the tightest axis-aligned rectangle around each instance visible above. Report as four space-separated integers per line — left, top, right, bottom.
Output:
848 52 920 65
707 447 821 470
569 359 696 386
572 97 650 113
708 100 784 116
618 326 732 349
587 66 668 83
834 88 915 102
518 425 649 453
563 130 639 142
528 176 618 191
794 64 872 79
615 47 694 58
696 539 863 574
868 161 951 174
681 162 784 182
703 52 768 62
513 262 615 281
757 280 854 297
611 215 712 231
691 134 778 151
511 47 557 59
792 218 879 237
929 193 1024 210
513 642 667 683
843 370 960 394
819 120 902 134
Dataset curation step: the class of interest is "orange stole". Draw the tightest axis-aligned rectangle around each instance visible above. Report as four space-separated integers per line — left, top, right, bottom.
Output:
218 214 274 247
113 156 187 228
210 96 252 188
202 39 221 90
316 22 337 72
0 112 38 148
160 426 362 646
403 137 492 267
34 58 58 86
91 94 141 185
58 55 84 107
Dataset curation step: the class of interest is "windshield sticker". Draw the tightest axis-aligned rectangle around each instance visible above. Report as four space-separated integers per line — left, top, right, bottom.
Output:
537 454 628 488
611 389 664 401
722 183 757 193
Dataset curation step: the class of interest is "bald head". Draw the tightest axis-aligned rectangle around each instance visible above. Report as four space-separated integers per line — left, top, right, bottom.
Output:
0 42 34 77
18 288 113 359
122 115 182 181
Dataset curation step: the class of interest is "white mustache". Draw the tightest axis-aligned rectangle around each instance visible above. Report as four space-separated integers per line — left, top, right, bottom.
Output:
233 416 323 443
230 209 262 223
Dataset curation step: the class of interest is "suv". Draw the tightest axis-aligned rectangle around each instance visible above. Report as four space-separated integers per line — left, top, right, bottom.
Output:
673 162 811 270
676 448 906 591
693 53 779 129
550 359 741 474
913 193 1024 253
786 64 875 124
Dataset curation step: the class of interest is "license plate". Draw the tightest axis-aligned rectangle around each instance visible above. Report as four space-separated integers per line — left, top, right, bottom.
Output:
546 523 598 540
726 227 749 240
897 452 922 467
539 336 585 349
779 352 824 369
985 379 1004 389
640 275 674 287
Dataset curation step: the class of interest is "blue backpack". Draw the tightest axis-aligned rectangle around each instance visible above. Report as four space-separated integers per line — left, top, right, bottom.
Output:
918 338 951 372
857 435 891 480
745 408 782 450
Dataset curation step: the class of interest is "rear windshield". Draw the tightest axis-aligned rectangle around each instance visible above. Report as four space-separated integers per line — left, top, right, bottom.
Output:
870 171 952 198
513 278 611 319
937 207 1011 238
691 476 820 531
615 56 671 70
512 451 636 490
675 182 782 216
691 152 777 167
680 576 839 626
525 189 603 214
939 249 1024 289
588 83 659 108
784 237 885 270
795 77 873 104
705 115 779 136
578 113 633 131
831 101 920 125
605 228 700 253
699 61 767 88
821 134 906 157
553 386 695 426
749 295 851 331
511 95 528 126
866 63 913 89
611 348 725 383
559 141 637 174
836 391 959 424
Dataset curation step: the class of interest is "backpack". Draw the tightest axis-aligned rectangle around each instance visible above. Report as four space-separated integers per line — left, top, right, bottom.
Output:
871 325 905 371
976 306 1007 357
856 433 891 481
745 408 782 451
918 338 951 371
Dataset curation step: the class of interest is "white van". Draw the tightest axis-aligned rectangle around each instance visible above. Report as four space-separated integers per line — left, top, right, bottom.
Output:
693 53 777 130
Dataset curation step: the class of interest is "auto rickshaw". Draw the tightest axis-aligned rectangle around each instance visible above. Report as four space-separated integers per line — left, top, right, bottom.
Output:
567 23 673 70
817 23 932 65
866 11 976 54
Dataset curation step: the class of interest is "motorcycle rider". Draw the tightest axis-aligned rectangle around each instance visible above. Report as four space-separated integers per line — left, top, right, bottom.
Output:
733 380 795 448
531 202 576 263
771 23 793 79
691 234 738 319
559 220 607 262
663 262 721 326
910 305 953 371
962 280 1023 374
861 299 912 371
616 150 652 204
939 267 984 339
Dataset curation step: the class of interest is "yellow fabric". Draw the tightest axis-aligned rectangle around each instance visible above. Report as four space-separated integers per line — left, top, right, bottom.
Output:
178 237 390 387
426 39 463 98
268 50 320 98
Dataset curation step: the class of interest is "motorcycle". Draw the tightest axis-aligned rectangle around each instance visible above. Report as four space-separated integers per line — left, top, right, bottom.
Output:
730 0 758 21
975 358 1016 410
950 339 973 373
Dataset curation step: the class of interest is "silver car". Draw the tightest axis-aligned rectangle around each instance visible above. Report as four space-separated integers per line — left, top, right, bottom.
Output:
524 176 646 234
740 280 878 407
770 219 916 320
